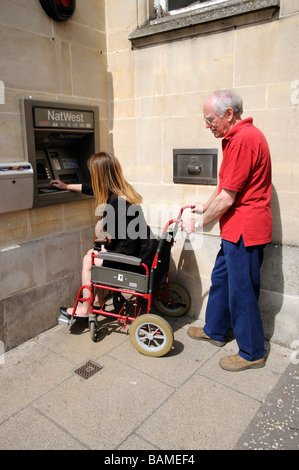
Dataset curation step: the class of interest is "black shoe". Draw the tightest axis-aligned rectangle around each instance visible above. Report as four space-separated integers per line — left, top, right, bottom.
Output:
60 307 88 322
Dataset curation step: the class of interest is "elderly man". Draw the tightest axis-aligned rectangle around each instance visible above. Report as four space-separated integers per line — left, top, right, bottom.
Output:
181 90 272 371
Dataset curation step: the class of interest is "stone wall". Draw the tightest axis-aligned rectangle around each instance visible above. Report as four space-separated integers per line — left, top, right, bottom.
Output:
0 0 298 351
0 0 108 349
105 0 299 347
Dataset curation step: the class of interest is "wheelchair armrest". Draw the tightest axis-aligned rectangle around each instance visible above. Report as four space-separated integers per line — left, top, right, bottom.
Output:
96 252 142 266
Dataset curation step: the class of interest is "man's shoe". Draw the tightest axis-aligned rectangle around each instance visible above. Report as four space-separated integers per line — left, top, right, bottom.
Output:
219 354 265 372
187 326 225 347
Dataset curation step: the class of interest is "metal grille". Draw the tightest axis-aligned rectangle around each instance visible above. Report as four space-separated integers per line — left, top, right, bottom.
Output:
74 360 103 379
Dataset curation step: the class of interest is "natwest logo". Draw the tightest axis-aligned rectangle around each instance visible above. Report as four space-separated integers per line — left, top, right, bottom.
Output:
33 106 94 129
48 109 84 123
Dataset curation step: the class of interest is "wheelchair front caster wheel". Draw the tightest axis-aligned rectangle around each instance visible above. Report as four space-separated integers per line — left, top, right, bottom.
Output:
90 321 98 342
129 314 173 357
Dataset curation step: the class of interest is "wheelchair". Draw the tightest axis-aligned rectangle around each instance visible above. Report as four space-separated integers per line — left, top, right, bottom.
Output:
59 206 193 357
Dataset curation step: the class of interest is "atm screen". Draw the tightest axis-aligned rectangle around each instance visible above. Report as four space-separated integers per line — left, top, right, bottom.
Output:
62 158 79 169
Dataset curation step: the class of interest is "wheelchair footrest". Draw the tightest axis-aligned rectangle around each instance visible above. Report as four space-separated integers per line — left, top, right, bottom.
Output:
58 314 70 326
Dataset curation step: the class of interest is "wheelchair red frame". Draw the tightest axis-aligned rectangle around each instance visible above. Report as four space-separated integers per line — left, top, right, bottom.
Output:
68 205 193 356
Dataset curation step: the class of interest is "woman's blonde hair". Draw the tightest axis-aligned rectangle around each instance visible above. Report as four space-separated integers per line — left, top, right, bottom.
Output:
87 152 142 206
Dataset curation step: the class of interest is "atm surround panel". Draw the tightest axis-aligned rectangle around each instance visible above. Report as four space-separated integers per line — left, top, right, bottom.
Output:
21 98 99 207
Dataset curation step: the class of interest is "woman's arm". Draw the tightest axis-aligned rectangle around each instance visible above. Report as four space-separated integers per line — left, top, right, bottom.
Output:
49 179 82 192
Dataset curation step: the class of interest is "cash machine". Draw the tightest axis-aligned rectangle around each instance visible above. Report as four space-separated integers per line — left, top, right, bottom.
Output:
21 98 100 208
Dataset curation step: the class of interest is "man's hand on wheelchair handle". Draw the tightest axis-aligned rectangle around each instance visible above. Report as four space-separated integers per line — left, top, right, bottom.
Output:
192 203 205 214
179 203 204 233
180 218 196 234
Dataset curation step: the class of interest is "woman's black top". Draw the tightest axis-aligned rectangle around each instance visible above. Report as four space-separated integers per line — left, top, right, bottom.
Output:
84 186 157 272
82 183 93 196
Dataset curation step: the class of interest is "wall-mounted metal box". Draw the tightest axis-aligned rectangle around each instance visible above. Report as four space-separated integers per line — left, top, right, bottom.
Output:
0 162 34 213
173 149 218 185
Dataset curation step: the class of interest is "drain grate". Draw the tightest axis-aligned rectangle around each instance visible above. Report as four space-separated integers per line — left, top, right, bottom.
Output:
74 360 103 379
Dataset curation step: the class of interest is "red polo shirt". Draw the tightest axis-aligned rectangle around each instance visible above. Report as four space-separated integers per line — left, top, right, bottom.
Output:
219 118 272 246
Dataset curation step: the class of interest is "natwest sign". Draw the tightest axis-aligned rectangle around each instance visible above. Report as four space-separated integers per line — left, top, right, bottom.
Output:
39 0 76 22
47 110 84 123
33 106 94 129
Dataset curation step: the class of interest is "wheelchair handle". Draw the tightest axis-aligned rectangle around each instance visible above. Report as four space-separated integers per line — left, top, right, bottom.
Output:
162 204 195 234
177 204 195 219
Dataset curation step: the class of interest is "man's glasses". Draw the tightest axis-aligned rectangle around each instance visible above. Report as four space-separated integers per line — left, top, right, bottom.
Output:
203 115 217 125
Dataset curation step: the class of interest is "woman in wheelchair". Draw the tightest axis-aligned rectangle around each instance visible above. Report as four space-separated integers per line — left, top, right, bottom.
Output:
60 152 157 320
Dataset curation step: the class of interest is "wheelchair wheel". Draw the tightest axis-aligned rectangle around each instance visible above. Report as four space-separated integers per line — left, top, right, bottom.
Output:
90 320 98 342
129 314 173 357
153 282 191 317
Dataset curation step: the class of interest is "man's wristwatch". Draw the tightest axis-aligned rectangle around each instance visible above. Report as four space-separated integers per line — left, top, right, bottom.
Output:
194 220 200 232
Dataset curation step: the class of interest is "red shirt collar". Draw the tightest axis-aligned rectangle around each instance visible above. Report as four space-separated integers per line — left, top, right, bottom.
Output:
223 117 253 141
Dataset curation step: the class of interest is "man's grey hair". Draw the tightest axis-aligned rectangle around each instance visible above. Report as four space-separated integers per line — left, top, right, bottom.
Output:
207 90 243 118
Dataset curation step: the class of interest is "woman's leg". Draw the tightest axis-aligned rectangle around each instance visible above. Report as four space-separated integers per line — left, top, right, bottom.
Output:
67 249 105 317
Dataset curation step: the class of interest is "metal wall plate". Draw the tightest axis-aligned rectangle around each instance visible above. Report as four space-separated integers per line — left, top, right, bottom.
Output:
173 148 217 185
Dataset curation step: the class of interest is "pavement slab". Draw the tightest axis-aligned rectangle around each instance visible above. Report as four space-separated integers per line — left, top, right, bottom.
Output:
0 315 296 451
